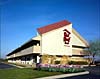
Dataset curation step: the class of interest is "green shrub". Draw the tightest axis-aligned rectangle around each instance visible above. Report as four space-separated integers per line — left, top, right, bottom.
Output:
39 67 85 73
48 68 52 72
41 67 49 71
37 64 85 73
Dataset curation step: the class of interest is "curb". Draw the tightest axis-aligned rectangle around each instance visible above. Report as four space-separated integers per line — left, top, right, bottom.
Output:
83 65 96 68
36 71 89 79
9 64 24 68
90 65 96 67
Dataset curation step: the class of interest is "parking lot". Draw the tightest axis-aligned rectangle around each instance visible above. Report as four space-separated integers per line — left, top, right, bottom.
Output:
0 62 16 69
60 66 100 79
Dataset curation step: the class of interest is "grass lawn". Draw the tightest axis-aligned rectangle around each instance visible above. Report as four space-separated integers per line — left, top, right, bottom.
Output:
0 68 62 79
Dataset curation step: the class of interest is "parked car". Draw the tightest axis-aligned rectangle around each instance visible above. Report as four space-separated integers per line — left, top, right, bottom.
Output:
94 60 100 66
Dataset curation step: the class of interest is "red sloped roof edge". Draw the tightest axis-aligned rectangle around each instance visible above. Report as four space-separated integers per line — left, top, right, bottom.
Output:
37 20 71 34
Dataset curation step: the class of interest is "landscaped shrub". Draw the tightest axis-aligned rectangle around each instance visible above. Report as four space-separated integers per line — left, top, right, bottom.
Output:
36 64 85 73
68 61 88 65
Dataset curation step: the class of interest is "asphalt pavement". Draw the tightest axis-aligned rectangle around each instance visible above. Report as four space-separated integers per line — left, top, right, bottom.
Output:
59 66 100 79
0 62 16 69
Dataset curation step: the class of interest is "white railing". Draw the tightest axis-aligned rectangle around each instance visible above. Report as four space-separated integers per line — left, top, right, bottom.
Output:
6 54 15 59
7 45 41 59
15 46 33 57
72 49 87 55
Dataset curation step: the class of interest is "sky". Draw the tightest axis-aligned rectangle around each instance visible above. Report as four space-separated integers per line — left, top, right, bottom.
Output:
0 0 100 58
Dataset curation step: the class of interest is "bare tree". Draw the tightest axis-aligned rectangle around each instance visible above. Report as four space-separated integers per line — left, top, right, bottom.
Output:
86 39 100 64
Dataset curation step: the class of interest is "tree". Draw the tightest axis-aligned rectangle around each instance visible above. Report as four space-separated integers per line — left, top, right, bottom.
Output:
86 39 100 64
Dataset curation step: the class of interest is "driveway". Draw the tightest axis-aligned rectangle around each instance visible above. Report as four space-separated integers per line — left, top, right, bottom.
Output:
0 62 16 69
59 66 100 79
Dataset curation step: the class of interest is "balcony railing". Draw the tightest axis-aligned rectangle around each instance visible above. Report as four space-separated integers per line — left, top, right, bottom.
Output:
72 49 88 55
7 45 41 59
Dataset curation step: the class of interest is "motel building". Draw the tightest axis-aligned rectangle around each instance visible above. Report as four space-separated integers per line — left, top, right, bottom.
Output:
6 20 89 66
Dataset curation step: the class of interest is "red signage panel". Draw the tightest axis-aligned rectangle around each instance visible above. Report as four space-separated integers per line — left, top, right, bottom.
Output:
63 29 71 45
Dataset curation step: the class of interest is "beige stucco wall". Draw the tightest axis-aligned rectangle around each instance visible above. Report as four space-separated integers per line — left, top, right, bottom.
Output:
32 35 42 53
6 54 15 59
72 29 88 47
72 48 84 55
71 29 88 56
33 45 41 53
15 46 33 57
41 24 72 55
32 35 41 40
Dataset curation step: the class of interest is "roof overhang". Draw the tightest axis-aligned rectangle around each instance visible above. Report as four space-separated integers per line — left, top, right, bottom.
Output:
7 39 40 56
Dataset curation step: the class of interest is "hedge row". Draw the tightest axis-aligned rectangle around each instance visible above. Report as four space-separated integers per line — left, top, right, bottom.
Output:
37 67 85 73
36 64 85 73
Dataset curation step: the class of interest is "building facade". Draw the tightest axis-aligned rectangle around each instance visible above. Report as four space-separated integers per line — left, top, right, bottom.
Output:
6 20 89 65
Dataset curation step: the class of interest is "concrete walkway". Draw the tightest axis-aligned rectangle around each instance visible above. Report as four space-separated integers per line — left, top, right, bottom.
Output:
36 71 89 79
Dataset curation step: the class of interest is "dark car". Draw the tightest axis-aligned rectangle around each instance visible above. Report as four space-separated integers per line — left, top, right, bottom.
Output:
94 59 100 66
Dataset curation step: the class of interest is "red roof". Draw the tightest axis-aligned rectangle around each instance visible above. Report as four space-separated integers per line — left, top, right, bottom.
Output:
37 20 71 34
